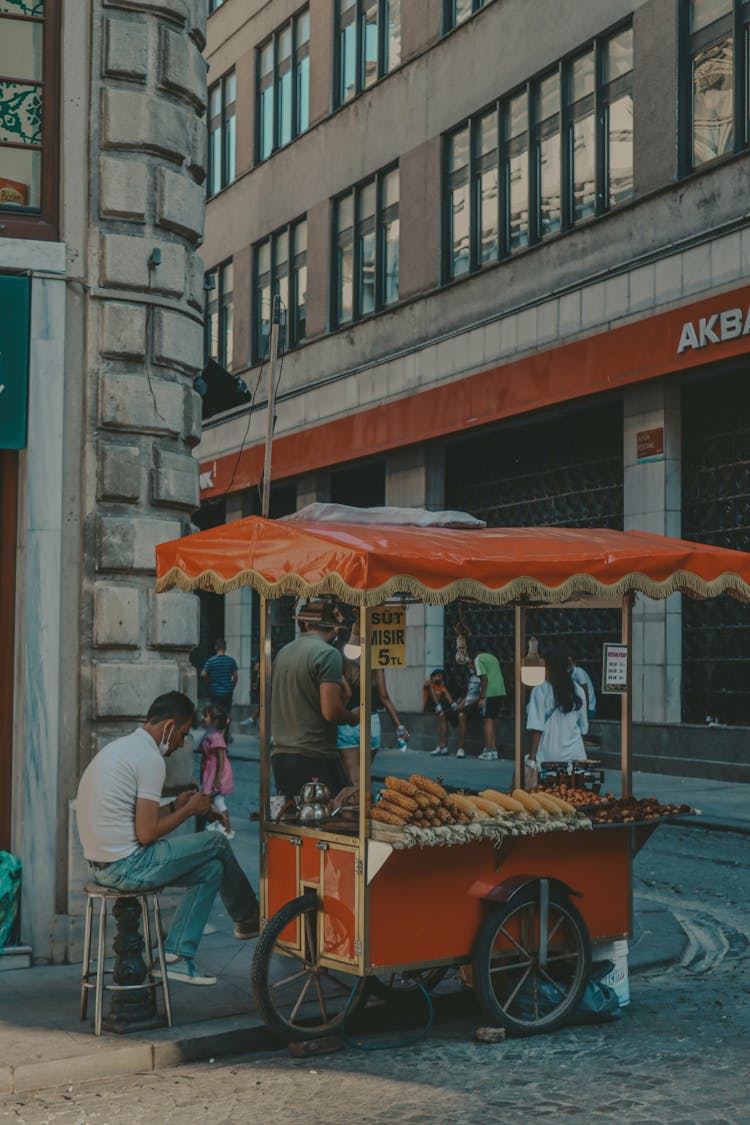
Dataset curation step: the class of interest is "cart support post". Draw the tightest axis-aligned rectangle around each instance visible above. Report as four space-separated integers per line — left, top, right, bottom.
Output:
514 604 525 789
358 604 372 971
621 592 634 799
259 596 273 910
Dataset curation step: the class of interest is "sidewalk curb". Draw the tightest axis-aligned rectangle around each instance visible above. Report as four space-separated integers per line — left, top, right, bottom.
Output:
1 1016 276 1097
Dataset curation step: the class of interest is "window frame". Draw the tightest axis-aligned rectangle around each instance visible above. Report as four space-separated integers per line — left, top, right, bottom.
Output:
441 20 633 284
331 164 400 327
0 0 61 240
207 69 236 198
679 0 750 175
253 216 308 363
204 259 234 371
333 0 401 108
255 5 310 164
443 0 485 35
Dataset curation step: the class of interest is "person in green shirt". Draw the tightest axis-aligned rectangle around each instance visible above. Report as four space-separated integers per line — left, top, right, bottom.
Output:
472 650 507 761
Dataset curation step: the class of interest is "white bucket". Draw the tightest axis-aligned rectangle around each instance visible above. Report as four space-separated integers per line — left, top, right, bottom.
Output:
594 940 630 1007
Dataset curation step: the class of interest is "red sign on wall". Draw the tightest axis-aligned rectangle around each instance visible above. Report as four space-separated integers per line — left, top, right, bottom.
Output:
636 427 664 463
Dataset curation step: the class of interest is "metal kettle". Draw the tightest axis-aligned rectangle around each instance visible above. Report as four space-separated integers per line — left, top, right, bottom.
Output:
297 778 332 823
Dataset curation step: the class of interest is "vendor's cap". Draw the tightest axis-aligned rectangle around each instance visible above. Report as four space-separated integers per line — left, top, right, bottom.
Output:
296 598 345 628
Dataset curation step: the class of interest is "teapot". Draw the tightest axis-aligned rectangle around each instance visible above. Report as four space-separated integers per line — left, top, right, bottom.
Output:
297 778 333 823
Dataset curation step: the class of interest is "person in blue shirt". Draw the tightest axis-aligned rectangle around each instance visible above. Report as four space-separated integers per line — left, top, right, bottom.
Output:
201 639 239 733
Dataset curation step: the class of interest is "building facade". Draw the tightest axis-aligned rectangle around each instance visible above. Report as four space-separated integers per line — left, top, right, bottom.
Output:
200 0 750 779
0 0 206 962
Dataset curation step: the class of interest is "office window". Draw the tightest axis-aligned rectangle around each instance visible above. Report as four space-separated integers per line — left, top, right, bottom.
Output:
683 0 747 169
208 70 236 197
333 166 399 325
444 0 484 32
0 0 59 237
336 0 401 106
254 218 307 361
205 261 234 371
257 8 309 162
442 24 633 283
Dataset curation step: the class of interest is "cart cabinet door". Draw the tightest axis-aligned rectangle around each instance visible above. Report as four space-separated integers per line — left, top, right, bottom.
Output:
265 835 300 946
320 845 359 964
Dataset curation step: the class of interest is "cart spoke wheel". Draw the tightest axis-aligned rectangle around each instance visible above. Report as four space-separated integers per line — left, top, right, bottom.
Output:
472 884 591 1037
252 892 367 1042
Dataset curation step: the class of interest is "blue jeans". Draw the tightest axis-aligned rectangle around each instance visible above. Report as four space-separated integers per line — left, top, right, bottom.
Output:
91 832 258 960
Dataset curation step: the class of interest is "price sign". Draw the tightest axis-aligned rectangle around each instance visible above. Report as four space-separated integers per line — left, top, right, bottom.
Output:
370 607 407 668
602 643 629 694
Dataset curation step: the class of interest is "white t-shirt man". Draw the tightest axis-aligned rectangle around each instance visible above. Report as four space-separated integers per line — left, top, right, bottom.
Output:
77 728 166 862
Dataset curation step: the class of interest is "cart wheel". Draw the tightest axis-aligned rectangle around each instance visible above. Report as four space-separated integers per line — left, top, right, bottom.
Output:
472 884 591 1037
367 968 448 1005
251 891 367 1041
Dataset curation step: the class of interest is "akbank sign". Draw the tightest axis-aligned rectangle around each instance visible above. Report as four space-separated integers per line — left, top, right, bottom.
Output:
677 304 750 355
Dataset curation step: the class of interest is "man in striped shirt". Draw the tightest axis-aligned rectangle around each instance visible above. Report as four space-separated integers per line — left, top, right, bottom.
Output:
201 639 238 718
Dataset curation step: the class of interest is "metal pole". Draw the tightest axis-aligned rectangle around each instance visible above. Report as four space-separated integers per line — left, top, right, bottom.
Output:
621 592 634 799
261 294 281 519
514 605 525 790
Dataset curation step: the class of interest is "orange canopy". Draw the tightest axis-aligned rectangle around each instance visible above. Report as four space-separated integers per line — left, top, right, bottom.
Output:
154 518 750 606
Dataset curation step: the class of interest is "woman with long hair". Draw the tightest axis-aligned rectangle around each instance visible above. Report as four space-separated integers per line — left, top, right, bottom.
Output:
526 650 588 766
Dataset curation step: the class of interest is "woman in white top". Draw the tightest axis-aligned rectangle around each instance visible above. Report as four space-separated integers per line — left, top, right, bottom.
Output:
527 652 588 765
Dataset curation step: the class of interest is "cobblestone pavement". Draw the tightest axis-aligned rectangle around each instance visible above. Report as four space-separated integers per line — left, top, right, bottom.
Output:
2 828 748 1124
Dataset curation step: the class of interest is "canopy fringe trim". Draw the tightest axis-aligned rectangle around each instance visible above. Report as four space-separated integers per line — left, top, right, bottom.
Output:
155 566 750 604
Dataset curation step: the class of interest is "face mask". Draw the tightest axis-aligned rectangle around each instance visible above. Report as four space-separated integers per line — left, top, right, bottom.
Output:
158 721 174 757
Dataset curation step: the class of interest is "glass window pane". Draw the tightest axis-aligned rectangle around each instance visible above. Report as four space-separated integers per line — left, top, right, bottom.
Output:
294 219 308 255
277 272 289 350
0 19 43 82
607 92 633 206
0 146 40 207
693 34 734 166
360 179 376 220
449 125 470 173
383 217 399 304
359 229 376 314
479 166 498 263
209 124 222 194
297 53 310 133
691 0 732 33
362 0 379 89
226 109 236 183
260 42 274 78
605 28 633 82
296 9 310 45
260 86 274 159
385 0 401 71
275 229 289 272
477 109 497 157
382 167 399 208
538 131 561 236
508 149 529 250
278 25 292 62
294 261 307 341
210 85 222 119
223 300 234 369
338 192 354 233
508 92 527 139
338 241 354 323
225 72 236 105
278 67 292 146
538 73 559 122
0 81 42 146
569 49 594 102
450 183 471 277
572 112 596 221
454 0 474 26
340 1 357 103
257 240 271 278
257 279 271 359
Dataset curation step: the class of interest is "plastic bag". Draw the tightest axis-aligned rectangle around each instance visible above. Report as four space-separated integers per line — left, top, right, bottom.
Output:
0 851 22 951
514 962 622 1026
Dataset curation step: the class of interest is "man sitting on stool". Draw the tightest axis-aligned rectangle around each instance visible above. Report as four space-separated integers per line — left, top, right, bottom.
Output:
76 691 259 986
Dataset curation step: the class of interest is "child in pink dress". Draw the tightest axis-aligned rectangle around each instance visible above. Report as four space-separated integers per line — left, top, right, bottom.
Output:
199 704 235 838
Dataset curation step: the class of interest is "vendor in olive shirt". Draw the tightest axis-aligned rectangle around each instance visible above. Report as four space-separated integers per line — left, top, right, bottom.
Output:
271 599 360 797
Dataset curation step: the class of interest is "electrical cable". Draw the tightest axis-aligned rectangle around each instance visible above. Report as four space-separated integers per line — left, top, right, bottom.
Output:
220 341 268 501
340 978 434 1051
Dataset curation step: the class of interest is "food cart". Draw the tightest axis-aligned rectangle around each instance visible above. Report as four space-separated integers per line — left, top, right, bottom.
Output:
156 518 750 1039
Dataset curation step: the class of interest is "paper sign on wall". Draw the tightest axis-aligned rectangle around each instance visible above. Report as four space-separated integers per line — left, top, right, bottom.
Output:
602 643 629 694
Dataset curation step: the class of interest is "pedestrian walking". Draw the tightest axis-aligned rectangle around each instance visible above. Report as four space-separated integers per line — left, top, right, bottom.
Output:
201 638 238 739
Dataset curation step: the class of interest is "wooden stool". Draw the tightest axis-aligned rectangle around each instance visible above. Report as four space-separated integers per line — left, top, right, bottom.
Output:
80 882 172 1036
